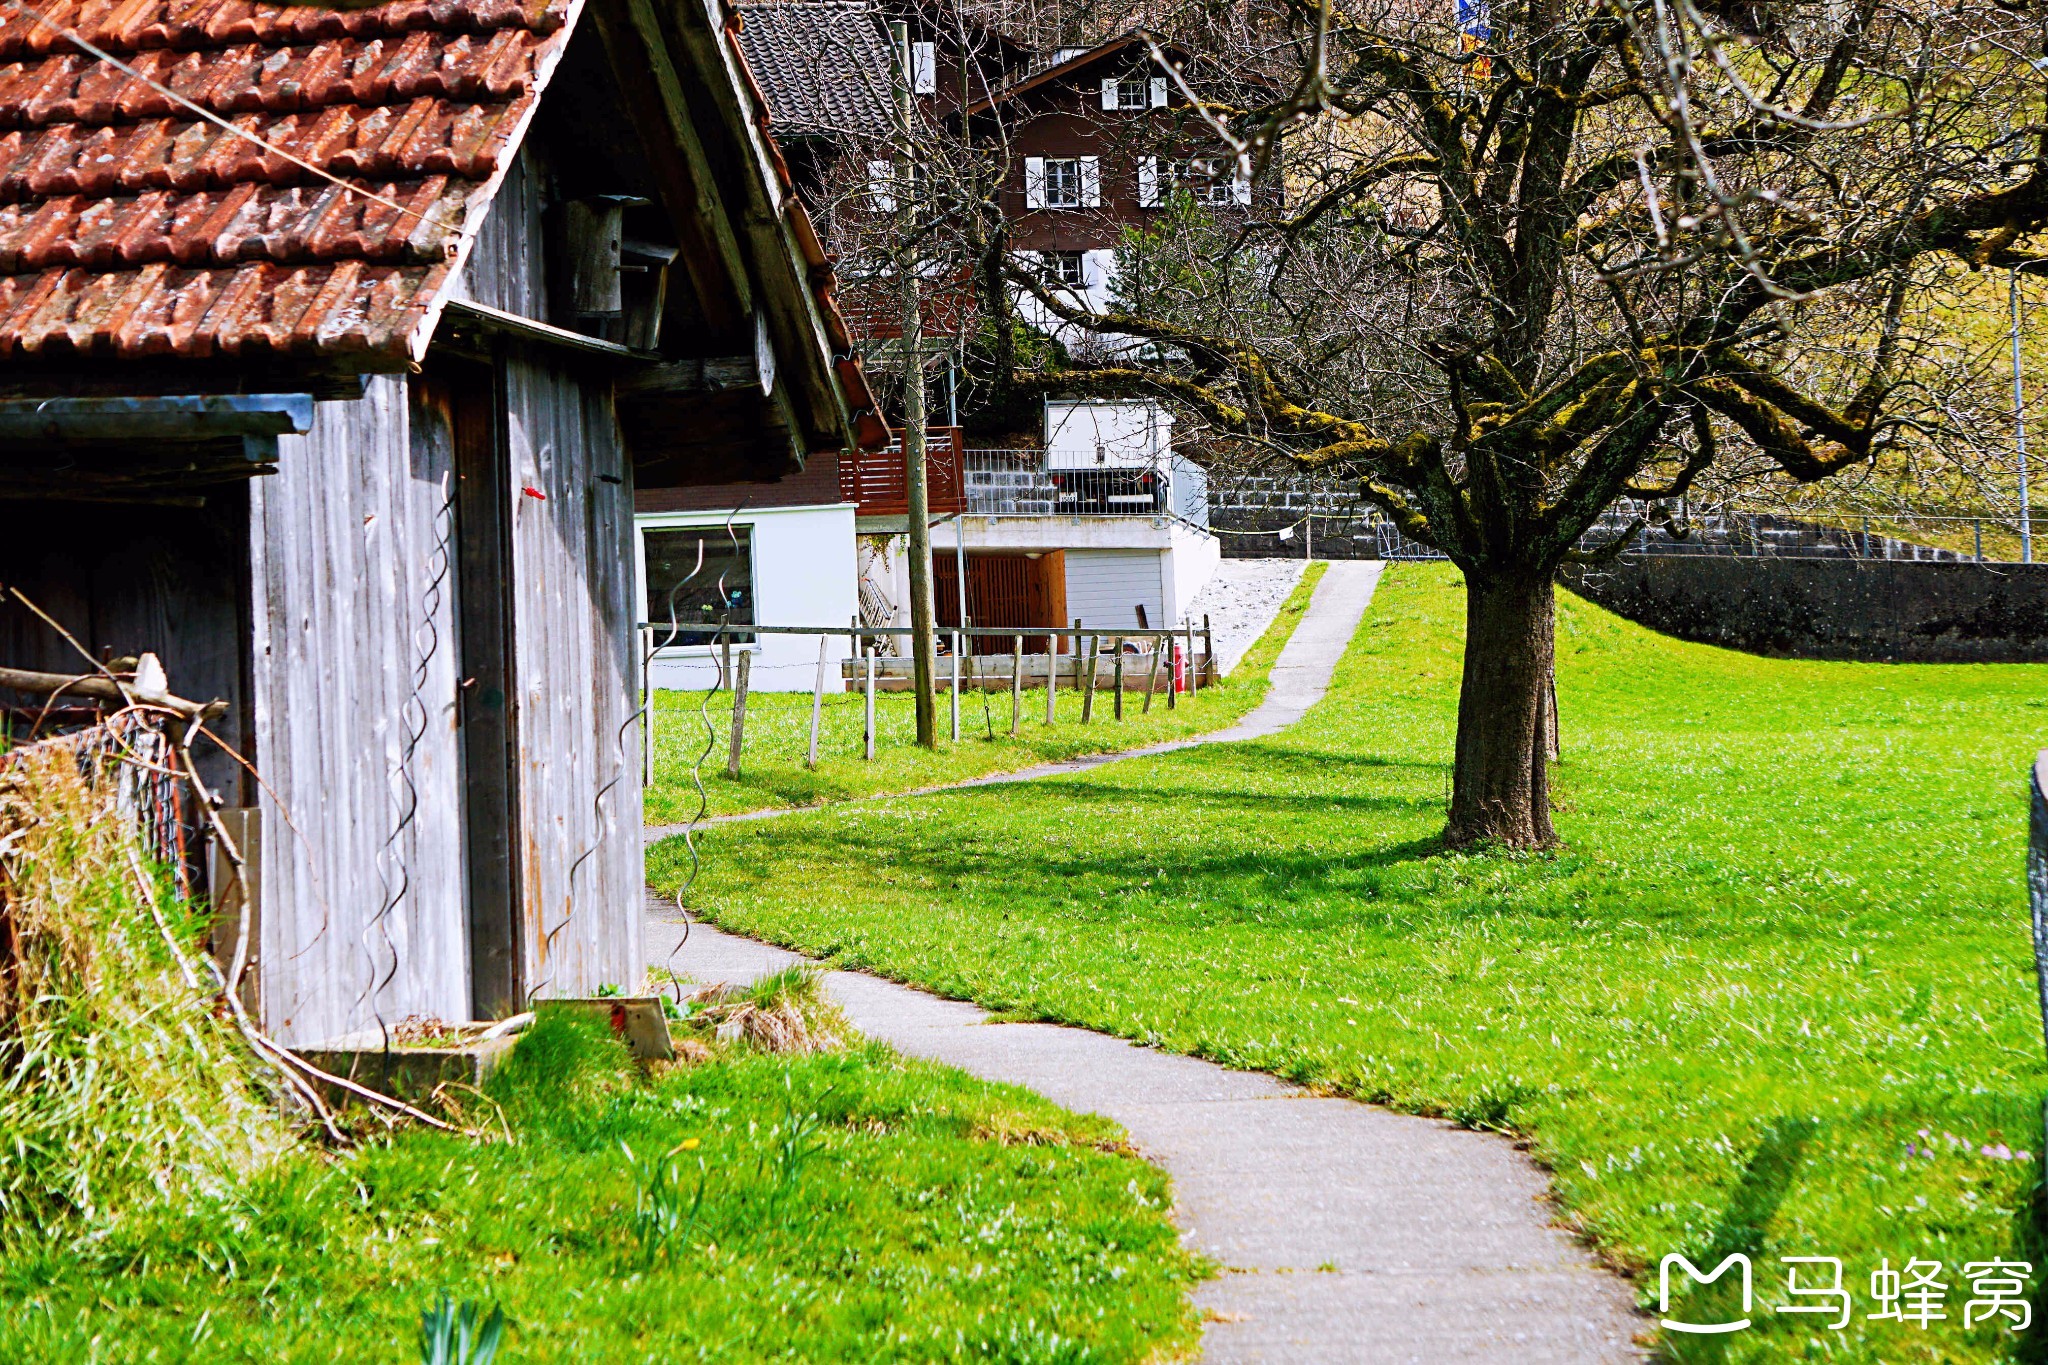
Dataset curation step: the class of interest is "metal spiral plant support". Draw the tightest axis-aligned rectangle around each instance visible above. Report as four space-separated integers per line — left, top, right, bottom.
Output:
360 471 453 1049
658 512 748 999
556 480 705 1002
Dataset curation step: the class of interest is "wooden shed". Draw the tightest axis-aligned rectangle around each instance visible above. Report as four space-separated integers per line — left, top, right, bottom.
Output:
0 0 883 1044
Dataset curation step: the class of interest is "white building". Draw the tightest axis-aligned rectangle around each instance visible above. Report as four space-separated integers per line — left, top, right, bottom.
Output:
634 401 1221 692
635 462 857 693
866 399 1221 646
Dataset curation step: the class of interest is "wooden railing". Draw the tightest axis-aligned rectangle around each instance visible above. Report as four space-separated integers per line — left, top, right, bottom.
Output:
838 428 964 516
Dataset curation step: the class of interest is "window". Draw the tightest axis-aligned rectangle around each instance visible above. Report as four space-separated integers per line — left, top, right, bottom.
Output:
644 525 755 645
1044 157 1082 208
1042 250 1087 287
1140 156 1252 208
1100 74 1168 110
911 41 937 95
1025 156 1099 209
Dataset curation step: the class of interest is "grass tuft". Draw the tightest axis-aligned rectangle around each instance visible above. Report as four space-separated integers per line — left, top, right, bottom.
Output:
681 965 850 1055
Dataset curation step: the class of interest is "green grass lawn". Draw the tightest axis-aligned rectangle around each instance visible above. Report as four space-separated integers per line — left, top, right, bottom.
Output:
644 563 1324 824
653 562 2048 1364
0 1013 1199 1363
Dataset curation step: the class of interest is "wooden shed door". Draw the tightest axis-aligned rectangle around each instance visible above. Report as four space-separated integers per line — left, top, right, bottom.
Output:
418 361 525 1019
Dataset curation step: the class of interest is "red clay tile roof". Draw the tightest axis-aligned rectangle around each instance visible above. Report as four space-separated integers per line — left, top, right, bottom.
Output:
0 0 572 362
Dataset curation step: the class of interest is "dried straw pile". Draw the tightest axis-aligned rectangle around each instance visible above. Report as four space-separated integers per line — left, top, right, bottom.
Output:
686 966 850 1055
0 736 288 1241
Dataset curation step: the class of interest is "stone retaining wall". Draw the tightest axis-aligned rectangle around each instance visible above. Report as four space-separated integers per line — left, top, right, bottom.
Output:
1561 556 2048 662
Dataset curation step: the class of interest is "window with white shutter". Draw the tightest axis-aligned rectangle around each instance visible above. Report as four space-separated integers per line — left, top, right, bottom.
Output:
1078 156 1101 207
1149 77 1168 107
1024 156 1048 209
1230 161 1253 205
911 42 937 94
1137 156 1160 208
1103 75 1150 110
868 159 896 213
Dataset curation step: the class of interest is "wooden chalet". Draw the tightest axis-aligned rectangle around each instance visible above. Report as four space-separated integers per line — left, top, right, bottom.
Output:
0 0 883 1043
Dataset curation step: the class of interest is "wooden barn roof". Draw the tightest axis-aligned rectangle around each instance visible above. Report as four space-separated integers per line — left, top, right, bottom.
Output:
0 0 574 362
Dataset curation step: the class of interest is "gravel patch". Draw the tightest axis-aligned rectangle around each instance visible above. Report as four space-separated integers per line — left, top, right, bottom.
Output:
1186 558 1310 675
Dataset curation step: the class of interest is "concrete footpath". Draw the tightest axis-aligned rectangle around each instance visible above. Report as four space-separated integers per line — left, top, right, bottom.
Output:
646 561 1646 1361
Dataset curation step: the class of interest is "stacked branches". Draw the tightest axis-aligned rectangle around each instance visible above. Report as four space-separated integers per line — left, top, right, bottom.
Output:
0 730 288 1241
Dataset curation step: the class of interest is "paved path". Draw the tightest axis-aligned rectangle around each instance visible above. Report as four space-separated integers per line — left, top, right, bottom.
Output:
646 560 1383 841
647 560 1647 1361
1187 557 1308 676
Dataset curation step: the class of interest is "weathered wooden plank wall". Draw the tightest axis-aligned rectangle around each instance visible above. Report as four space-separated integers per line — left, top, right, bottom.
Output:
460 144 548 317
505 356 642 998
250 379 469 1045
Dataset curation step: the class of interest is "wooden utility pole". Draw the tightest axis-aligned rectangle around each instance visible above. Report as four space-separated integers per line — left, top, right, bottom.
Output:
893 20 938 746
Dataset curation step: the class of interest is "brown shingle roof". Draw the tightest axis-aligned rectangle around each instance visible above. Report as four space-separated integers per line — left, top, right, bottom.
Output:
733 1 890 138
0 0 572 363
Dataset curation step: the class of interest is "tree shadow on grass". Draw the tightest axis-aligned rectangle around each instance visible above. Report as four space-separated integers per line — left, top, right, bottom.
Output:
684 817 1517 926
1658 1117 1818 1365
943 777 1445 822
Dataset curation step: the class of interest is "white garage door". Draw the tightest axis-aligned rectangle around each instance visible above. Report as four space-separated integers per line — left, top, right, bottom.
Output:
1065 549 1166 631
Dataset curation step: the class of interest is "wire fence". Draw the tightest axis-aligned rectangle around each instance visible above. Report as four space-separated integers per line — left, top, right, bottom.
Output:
1209 492 2040 564
0 707 186 878
641 623 1219 779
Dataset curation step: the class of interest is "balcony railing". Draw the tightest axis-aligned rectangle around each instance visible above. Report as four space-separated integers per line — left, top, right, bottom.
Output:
846 439 1197 521
963 448 1173 518
841 429 964 517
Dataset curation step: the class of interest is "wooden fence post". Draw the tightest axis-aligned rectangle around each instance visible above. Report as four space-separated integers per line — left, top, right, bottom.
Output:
1185 619 1197 692
806 635 827 769
725 649 750 779
1202 614 1215 687
1081 634 1097 723
1010 634 1023 736
1047 626 1064 724
863 649 876 761
1141 637 1159 714
1165 639 1177 710
1112 636 1125 720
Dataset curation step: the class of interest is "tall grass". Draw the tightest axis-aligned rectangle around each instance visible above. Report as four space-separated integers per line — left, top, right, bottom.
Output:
0 743 287 1241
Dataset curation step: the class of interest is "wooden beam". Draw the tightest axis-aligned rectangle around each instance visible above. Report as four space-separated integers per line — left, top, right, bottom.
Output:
614 355 760 396
667 0 852 447
440 300 655 362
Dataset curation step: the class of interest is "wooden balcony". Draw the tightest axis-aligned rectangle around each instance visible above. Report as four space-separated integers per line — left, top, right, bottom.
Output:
840 427 964 517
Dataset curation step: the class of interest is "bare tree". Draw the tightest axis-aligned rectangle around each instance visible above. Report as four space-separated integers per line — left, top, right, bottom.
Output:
977 0 2048 846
